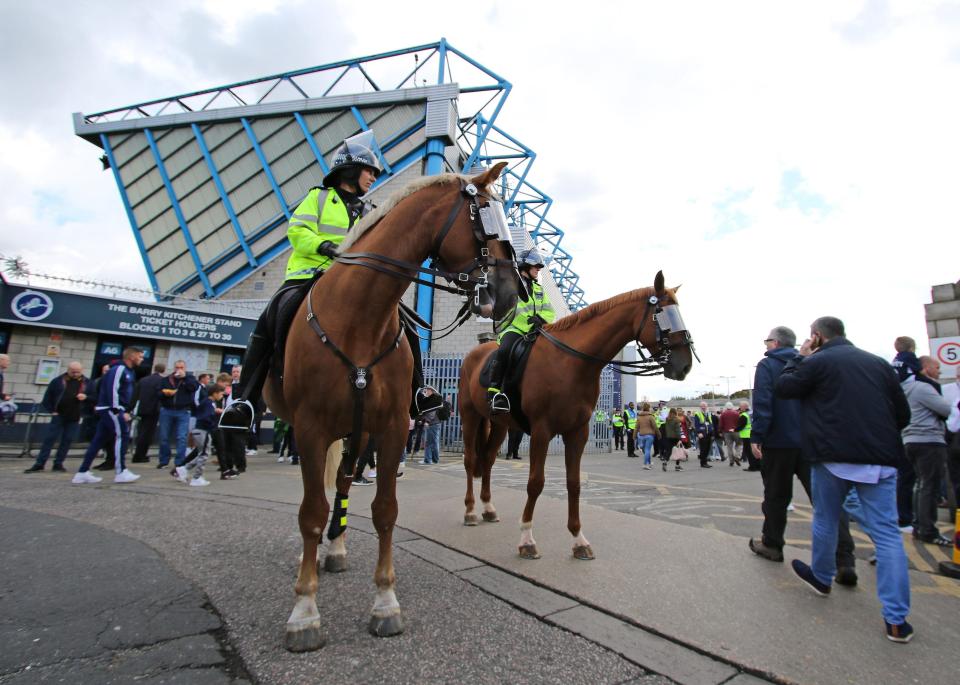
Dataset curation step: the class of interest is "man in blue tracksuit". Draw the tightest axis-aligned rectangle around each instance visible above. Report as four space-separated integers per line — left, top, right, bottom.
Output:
73 347 144 484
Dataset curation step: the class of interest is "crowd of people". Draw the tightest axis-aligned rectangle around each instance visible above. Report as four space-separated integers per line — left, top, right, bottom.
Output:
22 352 260 486
608 399 756 472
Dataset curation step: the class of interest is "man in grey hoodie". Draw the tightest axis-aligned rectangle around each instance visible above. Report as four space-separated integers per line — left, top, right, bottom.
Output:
902 356 953 546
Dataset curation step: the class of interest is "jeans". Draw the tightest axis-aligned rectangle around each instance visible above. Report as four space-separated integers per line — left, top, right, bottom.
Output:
34 415 80 468
158 408 191 466
78 410 130 474
810 463 910 624
636 434 654 465
906 442 947 538
424 423 441 464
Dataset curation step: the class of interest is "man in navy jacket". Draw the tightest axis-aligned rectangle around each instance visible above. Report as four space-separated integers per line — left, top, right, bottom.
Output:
776 316 913 643
25 361 91 472
748 326 856 580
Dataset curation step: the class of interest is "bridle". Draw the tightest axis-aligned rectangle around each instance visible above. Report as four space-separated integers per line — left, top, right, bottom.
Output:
333 178 517 312
537 294 700 377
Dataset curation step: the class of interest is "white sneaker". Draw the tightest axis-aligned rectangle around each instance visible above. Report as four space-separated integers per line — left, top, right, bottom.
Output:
114 469 140 484
72 471 102 484
175 466 189 483
189 477 210 487
245 448 257 456
366 468 377 479
786 503 795 512
898 525 913 534
277 456 285 463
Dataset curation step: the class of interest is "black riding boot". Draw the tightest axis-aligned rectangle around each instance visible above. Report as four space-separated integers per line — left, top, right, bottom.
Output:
486 357 510 414
219 332 272 431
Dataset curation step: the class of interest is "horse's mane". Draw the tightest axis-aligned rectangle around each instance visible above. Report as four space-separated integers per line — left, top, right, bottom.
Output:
545 287 660 333
338 173 465 251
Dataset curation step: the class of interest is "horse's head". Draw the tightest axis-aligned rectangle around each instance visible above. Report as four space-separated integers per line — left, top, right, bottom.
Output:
634 271 696 381
431 162 520 326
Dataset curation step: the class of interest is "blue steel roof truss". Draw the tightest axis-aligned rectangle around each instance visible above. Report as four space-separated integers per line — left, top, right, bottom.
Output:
78 39 585 309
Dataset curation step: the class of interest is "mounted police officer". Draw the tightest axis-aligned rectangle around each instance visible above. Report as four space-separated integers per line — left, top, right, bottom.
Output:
487 248 555 413
221 131 438 430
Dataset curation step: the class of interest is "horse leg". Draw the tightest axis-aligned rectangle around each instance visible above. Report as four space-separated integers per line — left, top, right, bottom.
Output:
518 429 550 559
563 425 594 560
285 430 330 652
461 403 482 526
368 427 406 637
323 437 355 573
481 422 508 523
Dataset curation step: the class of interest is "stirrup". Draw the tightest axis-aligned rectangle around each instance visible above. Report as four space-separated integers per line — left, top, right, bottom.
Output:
488 391 510 414
414 385 443 416
218 400 254 432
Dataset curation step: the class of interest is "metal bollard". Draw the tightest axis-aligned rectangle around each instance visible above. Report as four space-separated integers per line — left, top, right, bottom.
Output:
938 509 960 579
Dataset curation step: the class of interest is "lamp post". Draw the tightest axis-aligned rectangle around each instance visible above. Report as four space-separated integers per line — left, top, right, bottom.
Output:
719 375 734 399
739 364 756 405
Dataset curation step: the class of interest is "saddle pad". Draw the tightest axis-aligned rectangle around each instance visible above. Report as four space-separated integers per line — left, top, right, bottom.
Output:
479 337 535 433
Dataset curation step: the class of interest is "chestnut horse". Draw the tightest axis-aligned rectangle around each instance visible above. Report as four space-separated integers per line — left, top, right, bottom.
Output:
458 272 694 560
265 163 519 651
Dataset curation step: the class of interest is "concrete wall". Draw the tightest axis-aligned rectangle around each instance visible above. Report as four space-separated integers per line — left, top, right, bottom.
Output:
926 279 960 379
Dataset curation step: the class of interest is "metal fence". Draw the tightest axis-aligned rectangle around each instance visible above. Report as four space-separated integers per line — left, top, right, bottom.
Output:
423 355 615 457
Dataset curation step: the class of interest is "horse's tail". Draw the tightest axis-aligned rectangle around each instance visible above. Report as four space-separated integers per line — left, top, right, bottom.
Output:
324 439 342 490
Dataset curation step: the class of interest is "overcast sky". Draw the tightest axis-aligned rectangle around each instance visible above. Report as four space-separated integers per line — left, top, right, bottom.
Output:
0 0 956 399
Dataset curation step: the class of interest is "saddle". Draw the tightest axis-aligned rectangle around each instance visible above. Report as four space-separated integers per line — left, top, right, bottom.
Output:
263 273 431 391
479 335 536 432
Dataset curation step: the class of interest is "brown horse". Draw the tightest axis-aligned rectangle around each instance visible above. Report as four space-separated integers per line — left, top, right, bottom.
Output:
265 163 519 651
458 271 694 560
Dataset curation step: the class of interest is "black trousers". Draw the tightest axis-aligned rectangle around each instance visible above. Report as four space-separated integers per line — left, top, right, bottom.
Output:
612 426 624 450
354 438 376 479
895 453 916 527
906 442 947 538
132 413 159 461
698 434 713 466
742 437 760 469
760 447 856 567
221 430 245 472
625 429 636 457
506 428 523 458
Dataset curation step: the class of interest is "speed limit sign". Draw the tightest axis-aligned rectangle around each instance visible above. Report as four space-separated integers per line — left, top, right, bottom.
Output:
931 336 960 370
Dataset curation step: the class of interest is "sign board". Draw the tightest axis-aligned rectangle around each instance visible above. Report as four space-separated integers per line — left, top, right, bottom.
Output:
931 336 960 378
0 284 255 349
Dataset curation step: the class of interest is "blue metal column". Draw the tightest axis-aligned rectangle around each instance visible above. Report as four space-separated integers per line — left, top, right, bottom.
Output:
191 124 256 269
241 117 291 220
415 138 448 355
143 129 214 297
100 133 161 296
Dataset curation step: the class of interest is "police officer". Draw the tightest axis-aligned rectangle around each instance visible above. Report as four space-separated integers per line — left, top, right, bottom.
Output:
487 248 555 413
611 409 625 450
221 132 436 429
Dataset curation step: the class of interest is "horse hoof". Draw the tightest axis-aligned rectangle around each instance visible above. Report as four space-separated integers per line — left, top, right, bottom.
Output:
518 544 541 559
482 511 500 523
368 612 404 637
324 554 347 573
464 513 480 526
573 544 595 561
284 619 325 652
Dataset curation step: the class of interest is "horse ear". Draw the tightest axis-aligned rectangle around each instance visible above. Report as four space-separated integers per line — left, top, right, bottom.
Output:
654 271 665 296
470 161 508 190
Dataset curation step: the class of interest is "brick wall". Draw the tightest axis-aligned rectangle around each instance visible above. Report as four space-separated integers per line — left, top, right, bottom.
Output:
3 327 98 402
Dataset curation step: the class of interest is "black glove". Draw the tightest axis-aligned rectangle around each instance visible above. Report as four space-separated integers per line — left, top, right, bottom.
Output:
529 314 546 327
317 241 338 257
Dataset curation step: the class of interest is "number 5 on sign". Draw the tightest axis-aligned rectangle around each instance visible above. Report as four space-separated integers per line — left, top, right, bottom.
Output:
931 337 960 370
